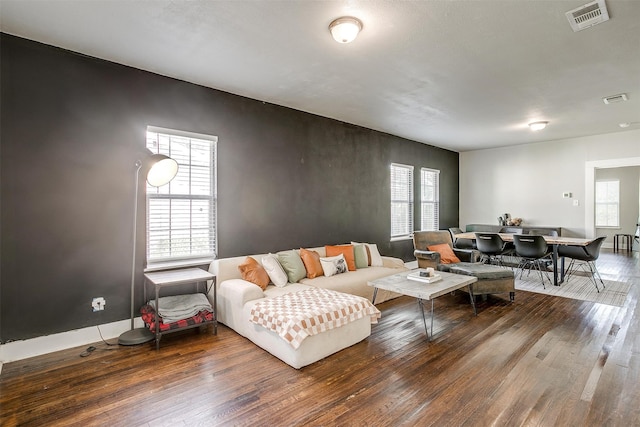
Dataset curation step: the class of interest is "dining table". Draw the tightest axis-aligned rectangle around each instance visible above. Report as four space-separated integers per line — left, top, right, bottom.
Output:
454 232 595 286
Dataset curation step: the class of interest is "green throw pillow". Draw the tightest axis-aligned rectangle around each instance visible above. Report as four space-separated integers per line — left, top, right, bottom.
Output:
353 244 369 269
277 250 307 283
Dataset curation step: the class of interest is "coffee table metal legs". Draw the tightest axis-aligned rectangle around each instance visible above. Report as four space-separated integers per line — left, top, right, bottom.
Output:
371 282 478 341
418 284 477 341
417 298 434 341
467 284 477 316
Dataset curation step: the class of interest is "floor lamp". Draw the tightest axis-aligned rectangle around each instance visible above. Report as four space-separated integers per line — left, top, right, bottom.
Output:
118 153 178 345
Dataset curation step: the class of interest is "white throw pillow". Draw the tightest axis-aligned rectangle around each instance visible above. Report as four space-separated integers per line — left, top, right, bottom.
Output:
261 253 288 287
367 243 383 267
319 254 348 277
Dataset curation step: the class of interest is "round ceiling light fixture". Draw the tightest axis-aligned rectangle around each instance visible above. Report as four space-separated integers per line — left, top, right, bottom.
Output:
329 17 363 43
528 121 549 131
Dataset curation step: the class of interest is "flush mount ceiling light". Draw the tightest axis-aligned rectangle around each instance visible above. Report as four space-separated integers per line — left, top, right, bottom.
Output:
529 121 549 131
329 17 363 43
619 122 639 128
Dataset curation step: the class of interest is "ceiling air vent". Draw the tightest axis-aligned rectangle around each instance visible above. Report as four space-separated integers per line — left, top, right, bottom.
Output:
603 93 628 104
566 0 610 32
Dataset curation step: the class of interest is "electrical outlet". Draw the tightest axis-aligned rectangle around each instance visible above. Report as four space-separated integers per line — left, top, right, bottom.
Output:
92 297 106 312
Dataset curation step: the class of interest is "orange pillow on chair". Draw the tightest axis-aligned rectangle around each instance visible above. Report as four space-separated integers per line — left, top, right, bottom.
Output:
325 245 357 271
427 244 461 264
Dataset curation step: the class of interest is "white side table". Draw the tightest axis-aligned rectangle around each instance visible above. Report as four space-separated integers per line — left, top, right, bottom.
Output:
144 268 216 349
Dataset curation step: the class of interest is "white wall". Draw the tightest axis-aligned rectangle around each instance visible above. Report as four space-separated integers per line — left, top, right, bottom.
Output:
459 129 640 238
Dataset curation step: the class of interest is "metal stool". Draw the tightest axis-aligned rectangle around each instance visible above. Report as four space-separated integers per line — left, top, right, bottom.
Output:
613 233 632 253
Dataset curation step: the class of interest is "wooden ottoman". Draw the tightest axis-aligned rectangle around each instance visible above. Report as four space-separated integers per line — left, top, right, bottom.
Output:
447 263 515 302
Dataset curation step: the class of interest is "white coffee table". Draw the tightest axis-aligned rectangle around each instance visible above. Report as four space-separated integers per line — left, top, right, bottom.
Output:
368 270 478 340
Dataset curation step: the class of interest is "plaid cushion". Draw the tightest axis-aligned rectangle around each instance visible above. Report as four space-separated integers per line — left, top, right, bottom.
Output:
140 304 214 332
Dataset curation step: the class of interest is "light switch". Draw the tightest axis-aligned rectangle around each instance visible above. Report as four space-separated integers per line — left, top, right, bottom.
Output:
573 199 580 206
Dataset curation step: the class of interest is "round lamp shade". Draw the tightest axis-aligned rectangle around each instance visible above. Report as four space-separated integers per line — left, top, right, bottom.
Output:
329 17 363 43
146 154 178 187
528 121 548 131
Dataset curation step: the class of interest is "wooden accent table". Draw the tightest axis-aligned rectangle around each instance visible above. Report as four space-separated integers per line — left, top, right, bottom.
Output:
368 270 477 341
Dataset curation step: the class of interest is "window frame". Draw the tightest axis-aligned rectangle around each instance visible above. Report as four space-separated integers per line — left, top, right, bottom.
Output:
420 168 440 231
595 179 620 228
145 126 218 265
390 163 415 241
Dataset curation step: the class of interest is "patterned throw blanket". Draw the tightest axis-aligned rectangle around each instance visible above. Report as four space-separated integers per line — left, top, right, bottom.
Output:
249 288 381 349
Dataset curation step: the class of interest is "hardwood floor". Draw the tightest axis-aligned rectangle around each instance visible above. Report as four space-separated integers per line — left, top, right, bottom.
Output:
2 249 639 426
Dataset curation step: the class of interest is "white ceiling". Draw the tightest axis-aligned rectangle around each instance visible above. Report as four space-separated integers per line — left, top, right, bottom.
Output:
1 0 639 152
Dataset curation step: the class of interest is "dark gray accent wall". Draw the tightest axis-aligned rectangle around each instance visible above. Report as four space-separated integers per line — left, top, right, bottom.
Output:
0 34 459 342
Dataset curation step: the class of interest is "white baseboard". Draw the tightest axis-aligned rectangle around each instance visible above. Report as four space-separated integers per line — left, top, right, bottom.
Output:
0 255 567 371
0 317 146 368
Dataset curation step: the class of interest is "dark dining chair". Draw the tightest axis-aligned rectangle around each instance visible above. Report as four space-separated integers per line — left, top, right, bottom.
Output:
475 233 510 266
449 227 476 249
557 236 606 292
513 235 553 288
498 227 522 262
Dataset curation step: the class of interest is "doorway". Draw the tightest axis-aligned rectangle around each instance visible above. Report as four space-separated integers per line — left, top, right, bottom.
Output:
585 157 640 250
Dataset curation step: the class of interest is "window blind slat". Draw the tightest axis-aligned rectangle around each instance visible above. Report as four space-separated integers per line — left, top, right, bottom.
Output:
421 168 440 231
390 163 414 238
146 128 217 262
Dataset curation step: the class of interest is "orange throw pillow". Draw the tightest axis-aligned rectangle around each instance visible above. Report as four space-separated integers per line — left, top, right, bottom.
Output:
427 244 461 264
299 248 324 279
238 256 270 290
325 245 357 271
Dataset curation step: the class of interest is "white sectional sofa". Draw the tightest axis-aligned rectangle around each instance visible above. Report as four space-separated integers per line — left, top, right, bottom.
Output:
207 246 407 368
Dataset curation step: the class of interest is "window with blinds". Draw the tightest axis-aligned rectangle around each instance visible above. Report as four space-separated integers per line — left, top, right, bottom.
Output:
146 127 217 262
421 168 440 231
595 180 619 227
390 163 414 239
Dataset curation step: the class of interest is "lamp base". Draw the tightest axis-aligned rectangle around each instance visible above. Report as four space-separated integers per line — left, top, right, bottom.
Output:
118 327 155 346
